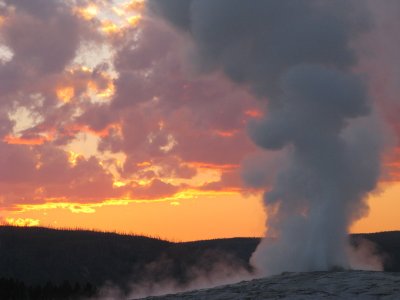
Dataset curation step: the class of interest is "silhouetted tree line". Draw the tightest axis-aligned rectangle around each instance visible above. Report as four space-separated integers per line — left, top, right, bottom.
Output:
0 226 399 299
0 226 258 289
0 278 96 300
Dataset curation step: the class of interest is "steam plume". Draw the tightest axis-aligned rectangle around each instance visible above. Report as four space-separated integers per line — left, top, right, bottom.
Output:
148 0 384 274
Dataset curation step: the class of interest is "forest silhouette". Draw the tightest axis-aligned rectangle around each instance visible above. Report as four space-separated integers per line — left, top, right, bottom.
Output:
0 226 399 299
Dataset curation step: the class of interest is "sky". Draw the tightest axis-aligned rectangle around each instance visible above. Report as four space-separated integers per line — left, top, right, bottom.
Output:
0 0 399 242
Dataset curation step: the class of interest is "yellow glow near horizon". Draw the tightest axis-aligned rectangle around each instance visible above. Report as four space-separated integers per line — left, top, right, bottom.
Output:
2 180 400 241
12 189 242 214
5 218 40 227
4 193 266 241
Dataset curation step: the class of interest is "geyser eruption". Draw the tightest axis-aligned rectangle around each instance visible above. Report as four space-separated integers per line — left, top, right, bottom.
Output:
148 0 383 274
249 66 382 274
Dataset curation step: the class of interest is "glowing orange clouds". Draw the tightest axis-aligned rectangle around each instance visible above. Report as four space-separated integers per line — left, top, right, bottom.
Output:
67 150 82 166
100 16 142 36
101 20 120 35
92 81 116 100
66 123 122 138
15 202 98 214
126 0 146 12
73 1 144 38
57 66 116 103
136 161 152 168
56 86 75 103
188 162 239 171
127 15 142 27
3 133 54 145
75 5 98 20
12 188 240 215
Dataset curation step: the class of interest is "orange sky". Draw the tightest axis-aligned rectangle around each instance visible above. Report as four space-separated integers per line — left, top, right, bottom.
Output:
3 193 265 242
3 182 400 241
0 0 399 242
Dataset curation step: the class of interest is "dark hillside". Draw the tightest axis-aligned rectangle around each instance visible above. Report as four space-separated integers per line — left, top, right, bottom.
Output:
0 226 171 286
179 237 261 261
0 226 399 292
0 227 258 289
352 231 400 272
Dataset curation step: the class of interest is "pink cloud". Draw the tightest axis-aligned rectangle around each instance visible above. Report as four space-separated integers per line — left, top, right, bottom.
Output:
0 2 264 211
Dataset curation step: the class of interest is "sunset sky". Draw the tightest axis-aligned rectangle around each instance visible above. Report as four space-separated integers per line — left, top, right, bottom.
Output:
0 0 399 242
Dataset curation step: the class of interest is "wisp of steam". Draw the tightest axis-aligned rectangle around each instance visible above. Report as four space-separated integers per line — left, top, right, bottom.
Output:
148 0 384 275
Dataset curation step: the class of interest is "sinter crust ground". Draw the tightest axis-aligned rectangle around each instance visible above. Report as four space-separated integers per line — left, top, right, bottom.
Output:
143 271 400 300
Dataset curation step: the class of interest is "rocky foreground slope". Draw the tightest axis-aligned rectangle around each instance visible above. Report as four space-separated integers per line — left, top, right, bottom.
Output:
143 271 400 299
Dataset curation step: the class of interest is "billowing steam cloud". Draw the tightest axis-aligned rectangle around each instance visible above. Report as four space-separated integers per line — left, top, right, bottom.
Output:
148 0 384 274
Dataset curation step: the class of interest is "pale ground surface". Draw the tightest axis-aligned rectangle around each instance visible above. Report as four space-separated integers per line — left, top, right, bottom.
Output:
141 271 400 299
